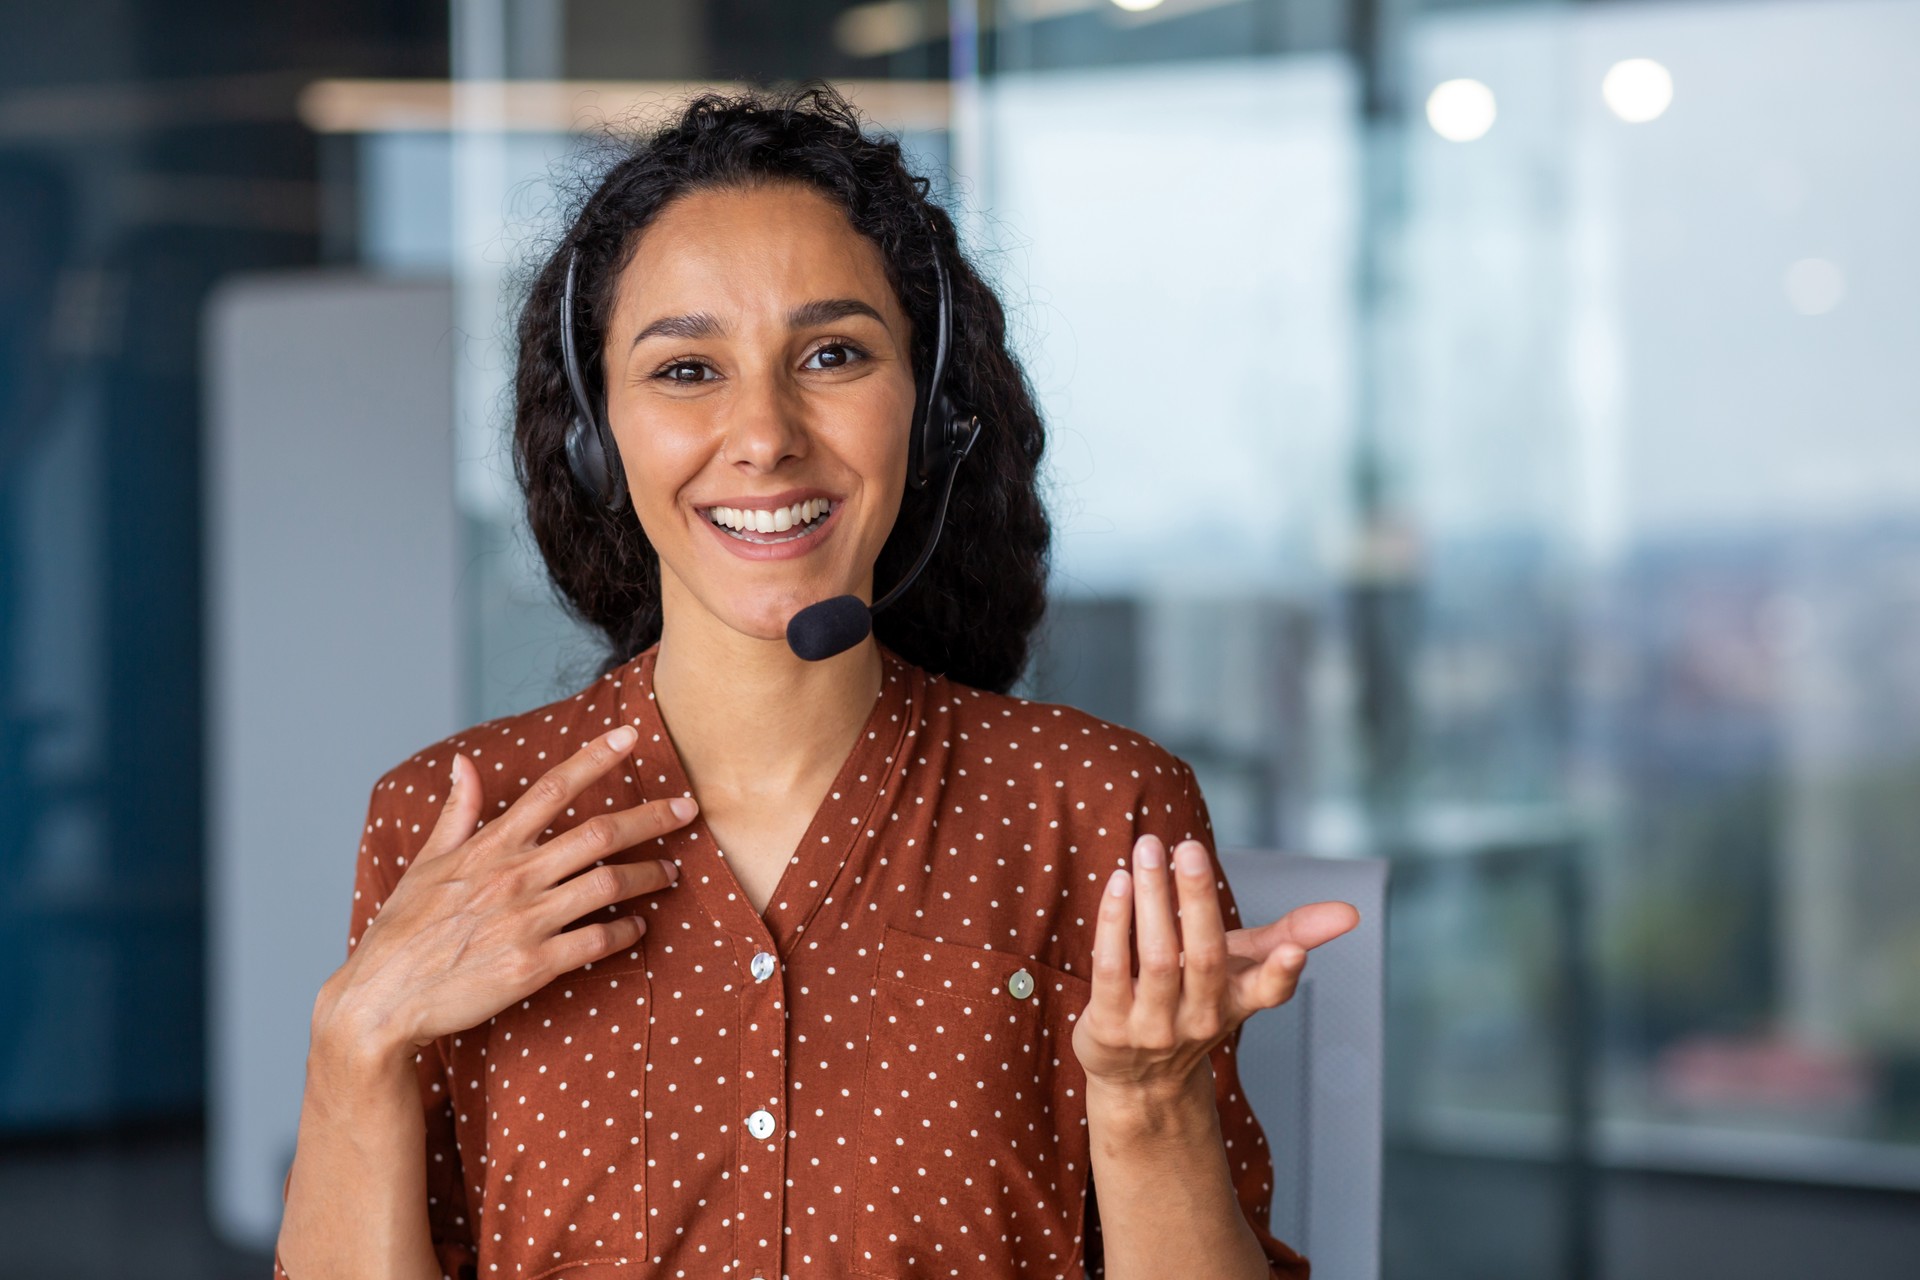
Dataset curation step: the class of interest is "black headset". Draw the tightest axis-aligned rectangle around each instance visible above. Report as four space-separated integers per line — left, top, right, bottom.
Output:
557 204 982 660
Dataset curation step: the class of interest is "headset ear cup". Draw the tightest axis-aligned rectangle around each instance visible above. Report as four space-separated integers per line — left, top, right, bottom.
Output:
565 415 601 498
946 405 982 462
905 400 927 491
909 393 971 491
566 415 629 511
558 247 629 513
601 425 629 510
908 395 938 491
913 380 959 491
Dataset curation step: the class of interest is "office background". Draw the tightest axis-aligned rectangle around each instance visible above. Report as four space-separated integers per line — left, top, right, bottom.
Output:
2 0 1918 1277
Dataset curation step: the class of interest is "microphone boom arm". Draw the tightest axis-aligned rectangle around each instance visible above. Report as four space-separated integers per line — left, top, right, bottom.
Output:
872 415 980 615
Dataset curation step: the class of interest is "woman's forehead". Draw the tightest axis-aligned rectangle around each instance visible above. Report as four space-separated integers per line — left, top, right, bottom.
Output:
613 183 905 332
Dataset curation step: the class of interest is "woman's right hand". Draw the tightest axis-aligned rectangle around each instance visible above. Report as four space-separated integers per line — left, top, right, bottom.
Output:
314 723 696 1059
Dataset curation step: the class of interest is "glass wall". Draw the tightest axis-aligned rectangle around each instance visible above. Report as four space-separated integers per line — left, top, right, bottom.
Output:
0 0 446 1136
319 0 1920 1274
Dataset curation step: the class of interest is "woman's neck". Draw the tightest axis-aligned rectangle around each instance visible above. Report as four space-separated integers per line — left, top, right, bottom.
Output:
651 604 883 807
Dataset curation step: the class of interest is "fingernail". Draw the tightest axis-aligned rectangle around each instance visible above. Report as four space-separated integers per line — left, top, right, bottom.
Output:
670 795 697 820
608 725 638 751
659 859 679 882
448 757 460 789
1134 838 1163 871
1107 868 1131 897
1174 841 1208 875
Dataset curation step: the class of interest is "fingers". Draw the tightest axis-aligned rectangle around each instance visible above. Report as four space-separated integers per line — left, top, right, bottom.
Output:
528 794 700 884
536 855 680 932
1131 835 1183 1013
1232 941 1308 1017
417 751 484 863
1087 866 1136 1025
1084 836 1303 1078
1223 900 1362 963
490 724 646 847
1171 840 1229 1013
542 912 648 976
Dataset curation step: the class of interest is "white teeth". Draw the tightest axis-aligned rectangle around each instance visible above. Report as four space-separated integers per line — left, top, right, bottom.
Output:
703 498 832 537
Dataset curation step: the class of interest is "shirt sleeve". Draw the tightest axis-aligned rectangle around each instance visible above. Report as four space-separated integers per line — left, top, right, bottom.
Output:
273 766 481 1280
1092 755 1312 1280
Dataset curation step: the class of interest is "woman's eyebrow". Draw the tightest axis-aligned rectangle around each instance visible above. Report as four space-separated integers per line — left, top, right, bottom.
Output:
630 297 888 350
631 311 722 347
788 297 889 332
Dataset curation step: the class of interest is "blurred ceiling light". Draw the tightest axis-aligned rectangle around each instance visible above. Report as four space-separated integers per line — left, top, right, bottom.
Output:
1111 0 1168 11
1602 58 1673 123
1017 0 1104 19
1784 258 1846 316
834 1 931 59
1425 79 1497 143
296 79 952 134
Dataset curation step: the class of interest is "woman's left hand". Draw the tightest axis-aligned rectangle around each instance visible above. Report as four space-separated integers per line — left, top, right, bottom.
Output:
1072 833 1361 1098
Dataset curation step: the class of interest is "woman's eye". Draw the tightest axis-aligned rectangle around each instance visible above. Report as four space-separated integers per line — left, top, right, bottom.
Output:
805 342 866 371
657 360 713 384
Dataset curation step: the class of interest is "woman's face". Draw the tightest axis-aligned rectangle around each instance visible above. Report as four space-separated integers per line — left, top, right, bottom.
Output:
601 181 917 647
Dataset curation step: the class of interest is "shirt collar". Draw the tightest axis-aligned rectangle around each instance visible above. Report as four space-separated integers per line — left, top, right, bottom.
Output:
612 640 922 946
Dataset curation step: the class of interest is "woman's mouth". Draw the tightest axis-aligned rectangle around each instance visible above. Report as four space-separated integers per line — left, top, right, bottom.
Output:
703 497 832 543
699 497 837 554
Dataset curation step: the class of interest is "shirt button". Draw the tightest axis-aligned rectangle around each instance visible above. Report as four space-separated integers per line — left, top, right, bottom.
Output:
750 950 777 982
746 1108 777 1140
1008 968 1035 1000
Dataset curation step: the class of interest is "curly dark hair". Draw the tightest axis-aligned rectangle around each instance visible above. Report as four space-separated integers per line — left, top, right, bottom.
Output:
511 81 1051 694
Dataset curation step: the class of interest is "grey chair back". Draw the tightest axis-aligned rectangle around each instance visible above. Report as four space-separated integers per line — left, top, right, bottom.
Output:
1219 851 1388 1280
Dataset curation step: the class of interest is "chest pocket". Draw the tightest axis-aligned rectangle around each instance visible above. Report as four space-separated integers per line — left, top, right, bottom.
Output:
854 925 1095 1280
480 948 651 1279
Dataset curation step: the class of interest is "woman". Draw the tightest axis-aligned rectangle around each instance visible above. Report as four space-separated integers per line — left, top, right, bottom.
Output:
276 83 1358 1280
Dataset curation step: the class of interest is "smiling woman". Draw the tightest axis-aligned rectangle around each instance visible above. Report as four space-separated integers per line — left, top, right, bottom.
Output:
515 84 1050 695
274 81 1352 1280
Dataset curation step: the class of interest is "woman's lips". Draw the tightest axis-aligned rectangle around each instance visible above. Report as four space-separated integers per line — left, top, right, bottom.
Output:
697 501 841 561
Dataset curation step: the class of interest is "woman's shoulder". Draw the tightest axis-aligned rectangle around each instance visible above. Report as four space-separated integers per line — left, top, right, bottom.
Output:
910 665 1216 856
916 662 1199 795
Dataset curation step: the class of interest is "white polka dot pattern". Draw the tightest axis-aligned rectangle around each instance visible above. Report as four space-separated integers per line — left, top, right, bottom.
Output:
855 926 1092 1278
273 642 1307 1280
483 956 650 1275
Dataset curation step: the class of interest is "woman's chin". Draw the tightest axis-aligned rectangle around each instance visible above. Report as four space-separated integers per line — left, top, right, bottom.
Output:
721 592 858 648
659 553 871 649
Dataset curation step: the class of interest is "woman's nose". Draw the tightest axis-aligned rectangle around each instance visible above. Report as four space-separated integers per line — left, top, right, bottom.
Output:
720 367 809 472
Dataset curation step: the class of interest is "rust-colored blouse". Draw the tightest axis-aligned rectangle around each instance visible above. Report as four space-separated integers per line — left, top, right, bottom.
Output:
278 642 1308 1280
